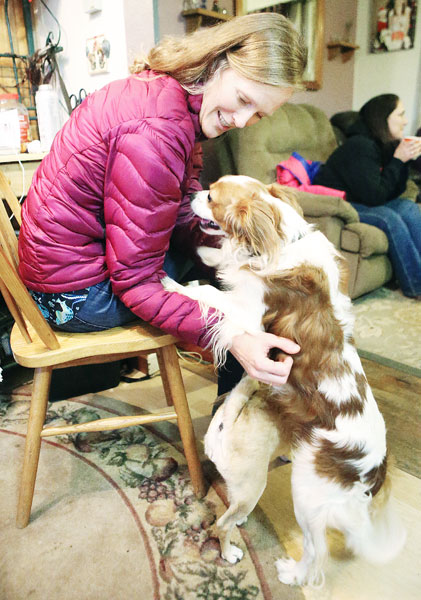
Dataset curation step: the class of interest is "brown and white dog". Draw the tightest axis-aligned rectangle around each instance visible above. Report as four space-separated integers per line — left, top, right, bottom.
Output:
162 175 406 587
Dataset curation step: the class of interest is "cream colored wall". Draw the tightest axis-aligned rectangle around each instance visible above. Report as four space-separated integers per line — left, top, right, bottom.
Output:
124 0 155 68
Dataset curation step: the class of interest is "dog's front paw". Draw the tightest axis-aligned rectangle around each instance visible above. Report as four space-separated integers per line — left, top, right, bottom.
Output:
236 516 248 527
197 246 222 267
275 557 305 586
222 544 244 564
161 276 184 294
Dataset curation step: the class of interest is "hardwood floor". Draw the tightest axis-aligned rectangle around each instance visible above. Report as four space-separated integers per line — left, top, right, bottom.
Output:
361 358 421 479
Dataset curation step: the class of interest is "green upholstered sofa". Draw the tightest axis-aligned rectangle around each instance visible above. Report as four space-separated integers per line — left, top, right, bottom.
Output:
200 102 395 299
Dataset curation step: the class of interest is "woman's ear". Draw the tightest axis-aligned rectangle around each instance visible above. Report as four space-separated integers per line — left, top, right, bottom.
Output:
266 183 304 217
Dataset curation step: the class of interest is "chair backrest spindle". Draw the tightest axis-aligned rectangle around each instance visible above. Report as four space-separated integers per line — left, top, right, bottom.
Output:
0 168 59 350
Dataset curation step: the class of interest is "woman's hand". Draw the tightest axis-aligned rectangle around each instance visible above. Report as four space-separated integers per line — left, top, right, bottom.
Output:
394 137 421 162
230 331 300 386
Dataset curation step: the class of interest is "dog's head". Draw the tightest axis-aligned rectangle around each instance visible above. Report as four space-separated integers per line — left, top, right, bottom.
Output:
191 175 310 268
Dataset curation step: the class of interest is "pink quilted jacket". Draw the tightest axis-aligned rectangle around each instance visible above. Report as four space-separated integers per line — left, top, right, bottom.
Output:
18 72 215 347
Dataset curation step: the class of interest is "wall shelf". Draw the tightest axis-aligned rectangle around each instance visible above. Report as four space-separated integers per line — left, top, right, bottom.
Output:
182 8 231 33
327 41 359 63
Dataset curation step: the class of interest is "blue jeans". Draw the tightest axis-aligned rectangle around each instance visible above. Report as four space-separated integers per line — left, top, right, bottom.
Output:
30 279 136 333
350 198 421 298
30 252 198 333
30 250 244 396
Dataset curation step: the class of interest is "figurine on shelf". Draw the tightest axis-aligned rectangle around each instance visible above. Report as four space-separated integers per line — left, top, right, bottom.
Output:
200 1 207 9
212 1 220 12
183 0 200 10
183 0 200 9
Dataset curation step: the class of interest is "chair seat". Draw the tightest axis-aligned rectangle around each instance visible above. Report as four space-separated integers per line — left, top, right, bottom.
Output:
11 319 177 368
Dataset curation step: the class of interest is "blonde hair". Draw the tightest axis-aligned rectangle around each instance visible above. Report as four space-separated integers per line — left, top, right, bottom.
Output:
131 13 307 93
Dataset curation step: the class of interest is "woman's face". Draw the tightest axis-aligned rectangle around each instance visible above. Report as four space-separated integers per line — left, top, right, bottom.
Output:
387 100 408 140
200 67 294 139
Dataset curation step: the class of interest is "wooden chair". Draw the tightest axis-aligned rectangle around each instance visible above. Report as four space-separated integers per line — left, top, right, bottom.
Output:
0 170 206 528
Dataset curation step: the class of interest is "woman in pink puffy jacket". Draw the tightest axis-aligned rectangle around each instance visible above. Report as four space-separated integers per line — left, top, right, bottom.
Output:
19 13 305 394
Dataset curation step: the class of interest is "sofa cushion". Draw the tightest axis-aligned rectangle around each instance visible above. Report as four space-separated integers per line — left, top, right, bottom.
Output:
341 222 389 257
305 216 343 248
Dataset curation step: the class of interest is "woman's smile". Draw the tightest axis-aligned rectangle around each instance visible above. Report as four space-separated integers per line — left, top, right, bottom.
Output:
200 67 293 139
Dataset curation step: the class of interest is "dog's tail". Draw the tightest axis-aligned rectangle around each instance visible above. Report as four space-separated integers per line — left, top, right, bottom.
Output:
345 468 406 564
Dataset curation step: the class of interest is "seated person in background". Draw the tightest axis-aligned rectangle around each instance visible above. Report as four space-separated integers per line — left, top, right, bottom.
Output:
314 94 421 300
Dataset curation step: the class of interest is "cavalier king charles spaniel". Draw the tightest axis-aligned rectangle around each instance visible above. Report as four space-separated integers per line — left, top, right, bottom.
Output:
162 175 405 587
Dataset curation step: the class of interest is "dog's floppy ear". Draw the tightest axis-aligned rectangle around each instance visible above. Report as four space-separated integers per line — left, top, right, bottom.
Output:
228 196 282 266
266 183 304 217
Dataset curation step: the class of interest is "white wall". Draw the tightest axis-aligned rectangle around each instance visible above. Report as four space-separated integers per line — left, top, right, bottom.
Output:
32 0 153 127
33 0 129 97
124 0 155 67
353 0 421 133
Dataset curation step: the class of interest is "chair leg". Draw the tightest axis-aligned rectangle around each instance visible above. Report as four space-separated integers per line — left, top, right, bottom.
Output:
16 366 52 528
155 350 173 407
156 345 206 498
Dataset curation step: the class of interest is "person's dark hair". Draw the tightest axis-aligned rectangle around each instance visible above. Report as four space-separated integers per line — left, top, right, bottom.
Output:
359 94 399 146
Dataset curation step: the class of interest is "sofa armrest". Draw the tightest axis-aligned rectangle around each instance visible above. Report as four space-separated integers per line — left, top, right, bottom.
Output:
341 222 389 258
291 189 360 224
402 178 419 202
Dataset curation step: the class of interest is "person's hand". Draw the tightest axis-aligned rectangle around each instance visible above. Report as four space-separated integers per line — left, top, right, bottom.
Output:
229 331 300 386
394 137 421 162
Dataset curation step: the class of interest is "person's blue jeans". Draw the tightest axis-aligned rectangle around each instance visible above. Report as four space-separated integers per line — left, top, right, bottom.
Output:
30 249 244 396
350 197 421 298
29 279 136 333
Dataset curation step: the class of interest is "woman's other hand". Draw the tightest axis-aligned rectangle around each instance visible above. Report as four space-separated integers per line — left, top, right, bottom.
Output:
394 137 421 162
230 331 300 386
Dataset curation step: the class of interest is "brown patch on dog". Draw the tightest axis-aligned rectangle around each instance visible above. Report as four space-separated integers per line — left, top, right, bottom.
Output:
266 182 304 216
261 262 366 443
314 440 367 489
207 178 288 265
365 453 388 497
263 263 344 383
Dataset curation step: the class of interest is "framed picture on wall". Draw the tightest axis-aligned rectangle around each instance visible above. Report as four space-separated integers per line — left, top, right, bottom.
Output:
370 0 418 53
86 35 111 75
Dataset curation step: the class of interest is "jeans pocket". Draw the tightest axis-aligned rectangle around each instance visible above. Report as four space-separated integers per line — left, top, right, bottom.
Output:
76 280 135 329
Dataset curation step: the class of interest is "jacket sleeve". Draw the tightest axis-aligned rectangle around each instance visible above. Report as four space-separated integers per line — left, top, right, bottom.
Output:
103 124 218 347
333 138 409 206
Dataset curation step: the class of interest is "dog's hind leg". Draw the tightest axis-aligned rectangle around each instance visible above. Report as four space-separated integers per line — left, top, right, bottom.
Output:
218 474 269 564
206 378 280 564
276 509 328 587
276 448 329 587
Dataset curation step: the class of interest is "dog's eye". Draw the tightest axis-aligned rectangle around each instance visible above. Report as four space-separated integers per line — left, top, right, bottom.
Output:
207 194 212 203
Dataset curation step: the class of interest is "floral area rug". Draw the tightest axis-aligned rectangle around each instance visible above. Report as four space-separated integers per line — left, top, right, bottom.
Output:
353 287 421 376
0 390 304 600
